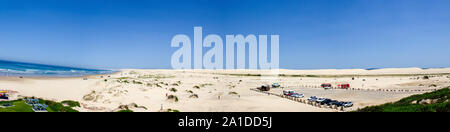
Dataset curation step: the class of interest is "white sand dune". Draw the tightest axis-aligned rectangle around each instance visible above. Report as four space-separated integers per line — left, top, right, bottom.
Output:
1 68 450 112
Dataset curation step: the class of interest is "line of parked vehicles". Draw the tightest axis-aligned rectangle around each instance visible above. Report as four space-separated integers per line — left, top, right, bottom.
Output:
283 90 353 107
283 90 304 98
307 96 353 107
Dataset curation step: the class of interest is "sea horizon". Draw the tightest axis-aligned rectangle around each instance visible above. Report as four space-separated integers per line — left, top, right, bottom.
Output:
0 60 115 77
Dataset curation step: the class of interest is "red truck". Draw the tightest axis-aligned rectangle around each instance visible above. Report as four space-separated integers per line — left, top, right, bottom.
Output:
338 84 350 89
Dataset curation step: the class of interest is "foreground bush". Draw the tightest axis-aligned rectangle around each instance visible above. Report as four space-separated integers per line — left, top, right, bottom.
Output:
356 87 450 112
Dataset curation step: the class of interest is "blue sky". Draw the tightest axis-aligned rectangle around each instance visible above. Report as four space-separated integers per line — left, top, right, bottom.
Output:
0 0 449 69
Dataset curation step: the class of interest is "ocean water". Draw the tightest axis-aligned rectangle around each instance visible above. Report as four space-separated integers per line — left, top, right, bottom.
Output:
0 60 115 77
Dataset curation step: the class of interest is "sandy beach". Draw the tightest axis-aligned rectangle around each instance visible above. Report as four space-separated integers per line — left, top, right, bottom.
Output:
1 67 450 112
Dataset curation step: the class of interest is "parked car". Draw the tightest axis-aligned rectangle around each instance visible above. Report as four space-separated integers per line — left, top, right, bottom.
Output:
320 98 332 105
335 102 344 107
316 98 327 103
321 83 332 89
283 90 295 96
327 100 339 106
342 102 353 107
308 96 317 102
290 93 304 98
272 83 280 88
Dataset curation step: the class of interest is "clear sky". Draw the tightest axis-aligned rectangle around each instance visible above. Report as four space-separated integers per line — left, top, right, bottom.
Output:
0 0 449 69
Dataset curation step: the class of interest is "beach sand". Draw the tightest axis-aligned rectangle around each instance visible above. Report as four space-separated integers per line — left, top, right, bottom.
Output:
1 68 450 112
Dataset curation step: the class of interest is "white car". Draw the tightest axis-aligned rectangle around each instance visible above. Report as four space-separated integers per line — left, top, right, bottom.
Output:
343 102 353 107
308 96 317 102
290 93 304 98
283 90 295 96
316 98 327 103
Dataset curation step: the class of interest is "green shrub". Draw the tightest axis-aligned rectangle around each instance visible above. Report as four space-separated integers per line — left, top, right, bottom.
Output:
229 91 238 95
170 88 178 92
61 100 81 107
0 98 80 112
355 88 450 112
167 109 180 112
167 95 179 102
186 90 193 94
133 80 143 84
117 109 133 112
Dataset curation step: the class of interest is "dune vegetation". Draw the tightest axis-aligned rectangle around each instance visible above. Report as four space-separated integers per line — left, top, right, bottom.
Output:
355 87 450 112
0 98 81 112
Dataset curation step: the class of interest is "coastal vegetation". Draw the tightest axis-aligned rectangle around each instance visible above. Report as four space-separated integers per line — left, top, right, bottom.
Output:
167 95 179 102
229 91 238 95
132 80 143 84
169 88 178 92
0 99 34 112
0 98 81 112
355 87 450 112
189 94 198 98
166 109 180 112
117 108 133 112
193 83 213 89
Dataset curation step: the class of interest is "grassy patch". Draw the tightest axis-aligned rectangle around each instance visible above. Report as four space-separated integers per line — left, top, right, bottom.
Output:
189 94 199 98
117 79 129 83
132 80 143 84
169 88 178 92
117 109 133 112
0 98 81 112
229 91 238 95
167 95 179 102
116 77 131 80
0 100 34 112
355 87 450 112
193 83 213 89
186 90 194 94
39 99 80 112
61 100 81 107
167 109 180 112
